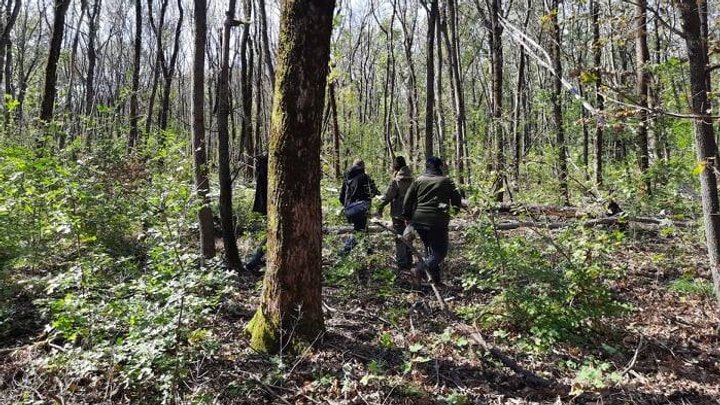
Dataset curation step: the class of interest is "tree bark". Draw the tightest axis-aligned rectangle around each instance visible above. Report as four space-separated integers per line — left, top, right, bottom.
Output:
549 0 568 204
0 0 21 92
489 0 504 201
592 0 604 185
217 0 242 269
329 80 341 179
83 0 101 118
256 0 275 91
423 0 437 159
248 0 335 354
447 0 466 185
635 0 650 191
39 0 71 124
192 0 216 259
676 0 720 305
128 0 142 151
240 0 254 165
158 0 183 132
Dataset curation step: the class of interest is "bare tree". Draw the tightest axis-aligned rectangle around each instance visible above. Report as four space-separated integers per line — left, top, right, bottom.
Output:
192 0 215 259
39 0 72 124
217 0 242 269
128 0 141 151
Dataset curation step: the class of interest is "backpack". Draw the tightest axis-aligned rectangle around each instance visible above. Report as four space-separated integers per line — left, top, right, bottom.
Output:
343 174 371 218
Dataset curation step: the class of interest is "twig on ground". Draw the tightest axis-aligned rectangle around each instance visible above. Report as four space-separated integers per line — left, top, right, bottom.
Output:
619 336 644 382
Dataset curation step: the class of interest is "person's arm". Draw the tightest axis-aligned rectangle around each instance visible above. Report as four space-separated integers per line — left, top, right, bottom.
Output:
446 178 463 208
339 180 347 206
402 181 418 221
369 176 380 196
377 179 397 216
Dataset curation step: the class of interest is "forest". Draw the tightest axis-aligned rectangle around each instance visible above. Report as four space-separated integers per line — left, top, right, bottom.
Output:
1 0 719 403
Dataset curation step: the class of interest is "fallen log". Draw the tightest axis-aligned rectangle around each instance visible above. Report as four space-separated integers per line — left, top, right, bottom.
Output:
324 215 692 235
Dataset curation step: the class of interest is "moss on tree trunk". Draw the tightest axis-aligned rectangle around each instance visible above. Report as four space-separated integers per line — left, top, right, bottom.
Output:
248 0 335 354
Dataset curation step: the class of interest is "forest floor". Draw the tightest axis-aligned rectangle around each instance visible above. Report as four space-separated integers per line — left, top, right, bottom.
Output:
1 213 720 404
204 219 720 404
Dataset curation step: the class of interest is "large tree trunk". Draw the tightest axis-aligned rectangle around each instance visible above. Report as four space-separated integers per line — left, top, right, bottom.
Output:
676 0 720 305
39 0 71 124
635 0 650 191
423 0 437 159
217 0 242 269
549 0 568 204
247 0 334 354
192 0 215 259
128 0 142 151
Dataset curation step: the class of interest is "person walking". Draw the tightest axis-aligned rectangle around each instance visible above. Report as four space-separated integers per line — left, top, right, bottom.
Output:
339 159 379 255
402 157 464 284
376 156 414 272
244 155 268 274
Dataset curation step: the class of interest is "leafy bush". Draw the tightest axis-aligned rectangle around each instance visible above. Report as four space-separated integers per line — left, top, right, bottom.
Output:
463 223 627 350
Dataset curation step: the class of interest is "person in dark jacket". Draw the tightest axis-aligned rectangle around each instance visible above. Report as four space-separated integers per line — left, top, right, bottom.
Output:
244 155 268 274
339 159 379 255
376 156 414 271
402 156 464 284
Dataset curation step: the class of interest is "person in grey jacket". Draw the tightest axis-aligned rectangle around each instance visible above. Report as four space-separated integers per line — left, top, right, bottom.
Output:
376 156 414 272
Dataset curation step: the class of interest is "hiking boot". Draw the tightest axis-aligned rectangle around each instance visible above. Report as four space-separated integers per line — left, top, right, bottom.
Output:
412 265 427 286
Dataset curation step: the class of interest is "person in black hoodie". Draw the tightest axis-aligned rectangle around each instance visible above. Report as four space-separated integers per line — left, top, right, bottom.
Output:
244 155 268 274
339 159 379 255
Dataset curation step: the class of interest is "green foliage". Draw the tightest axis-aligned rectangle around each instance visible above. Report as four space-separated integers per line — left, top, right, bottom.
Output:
570 358 623 395
668 276 714 298
0 140 233 401
463 223 627 350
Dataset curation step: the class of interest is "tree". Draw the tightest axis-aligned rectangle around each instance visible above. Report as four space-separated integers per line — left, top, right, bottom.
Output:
248 0 335 353
128 0 142 151
83 0 101 117
549 0 568 204
39 0 71 124
675 0 720 304
0 0 21 92
217 0 242 269
192 0 215 259
423 0 438 159
634 0 650 191
591 0 604 185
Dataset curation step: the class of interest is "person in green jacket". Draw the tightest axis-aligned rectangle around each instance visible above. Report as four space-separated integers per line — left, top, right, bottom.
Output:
402 156 464 284
376 156 414 272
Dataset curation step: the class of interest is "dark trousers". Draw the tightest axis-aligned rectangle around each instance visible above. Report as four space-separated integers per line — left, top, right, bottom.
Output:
245 236 267 271
414 223 449 280
341 213 367 256
392 217 413 270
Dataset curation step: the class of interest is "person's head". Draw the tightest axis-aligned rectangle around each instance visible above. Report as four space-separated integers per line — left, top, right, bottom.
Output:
392 156 406 171
352 159 365 169
426 156 444 173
